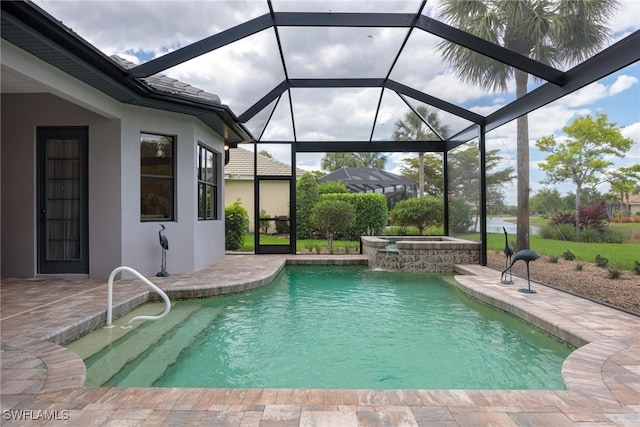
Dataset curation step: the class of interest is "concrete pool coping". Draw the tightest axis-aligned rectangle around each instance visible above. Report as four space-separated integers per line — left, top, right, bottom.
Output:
1 254 639 426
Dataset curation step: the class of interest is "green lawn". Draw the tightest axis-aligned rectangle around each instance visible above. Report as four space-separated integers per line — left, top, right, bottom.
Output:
467 232 638 271
241 234 360 253
239 231 638 271
529 215 640 231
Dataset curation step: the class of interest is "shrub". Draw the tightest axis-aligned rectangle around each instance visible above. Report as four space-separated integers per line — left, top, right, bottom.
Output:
259 212 271 235
539 225 558 240
595 254 609 268
383 226 420 236
390 197 443 235
633 261 640 275
539 223 576 241
548 255 559 263
577 199 608 233
613 209 628 219
317 181 349 195
225 198 249 251
602 229 623 243
303 240 315 253
562 250 576 261
383 224 444 236
311 199 356 250
448 197 474 233
607 265 621 279
275 215 290 234
320 193 387 239
578 228 602 243
549 211 576 227
575 262 583 271
296 172 319 239
612 215 638 223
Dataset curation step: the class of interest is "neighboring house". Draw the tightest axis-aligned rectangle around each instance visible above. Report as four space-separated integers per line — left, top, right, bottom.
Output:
224 148 304 233
628 194 640 216
1 2 250 278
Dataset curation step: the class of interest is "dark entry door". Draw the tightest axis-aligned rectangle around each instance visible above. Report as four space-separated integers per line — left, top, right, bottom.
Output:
37 127 89 274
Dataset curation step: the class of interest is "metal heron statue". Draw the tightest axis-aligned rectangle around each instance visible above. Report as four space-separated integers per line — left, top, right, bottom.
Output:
501 227 515 284
156 224 169 277
501 249 540 293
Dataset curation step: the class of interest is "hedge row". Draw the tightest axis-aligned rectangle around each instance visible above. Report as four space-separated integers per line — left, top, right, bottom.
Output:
319 193 388 240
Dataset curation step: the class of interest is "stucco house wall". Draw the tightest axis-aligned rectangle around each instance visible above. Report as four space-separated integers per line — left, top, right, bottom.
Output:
1 39 226 279
224 179 255 231
1 92 122 279
628 194 640 216
224 179 290 234
118 106 226 277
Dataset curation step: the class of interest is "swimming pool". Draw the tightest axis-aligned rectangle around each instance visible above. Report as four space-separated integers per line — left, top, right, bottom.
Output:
71 266 572 389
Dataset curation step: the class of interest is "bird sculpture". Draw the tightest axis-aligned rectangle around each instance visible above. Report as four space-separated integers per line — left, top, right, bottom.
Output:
157 224 169 277
501 227 515 284
501 249 540 293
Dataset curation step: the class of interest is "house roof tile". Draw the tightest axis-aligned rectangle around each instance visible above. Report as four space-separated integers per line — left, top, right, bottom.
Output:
111 55 221 104
224 147 304 177
628 194 640 204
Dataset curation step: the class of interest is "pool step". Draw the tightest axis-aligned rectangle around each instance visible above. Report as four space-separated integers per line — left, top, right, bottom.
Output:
109 306 221 387
66 301 180 360
83 303 201 386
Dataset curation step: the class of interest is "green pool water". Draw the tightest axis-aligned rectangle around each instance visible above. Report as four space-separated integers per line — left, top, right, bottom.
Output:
78 266 573 389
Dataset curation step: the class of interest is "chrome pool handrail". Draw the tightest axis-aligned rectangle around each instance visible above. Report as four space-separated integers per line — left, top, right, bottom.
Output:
106 266 171 329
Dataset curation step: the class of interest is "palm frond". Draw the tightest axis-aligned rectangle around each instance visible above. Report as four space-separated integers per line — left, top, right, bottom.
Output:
437 0 619 90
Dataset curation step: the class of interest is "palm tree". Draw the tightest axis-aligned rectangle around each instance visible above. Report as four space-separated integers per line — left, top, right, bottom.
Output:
352 152 387 169
399 155 443 198
448 142 515 230
437 0 618 250
392 105 450 197
320 152 387 172
607 165 640 216
320 153 356 172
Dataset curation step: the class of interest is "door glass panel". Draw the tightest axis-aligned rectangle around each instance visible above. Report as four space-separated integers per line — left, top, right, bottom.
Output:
45 138 82 261
258 179 290 246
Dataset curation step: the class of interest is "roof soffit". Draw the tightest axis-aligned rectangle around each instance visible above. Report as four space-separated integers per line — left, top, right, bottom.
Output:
0 1 252 144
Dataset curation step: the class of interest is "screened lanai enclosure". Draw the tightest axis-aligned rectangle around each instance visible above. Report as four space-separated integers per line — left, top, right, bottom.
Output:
318 167 418 209
27 0 640 259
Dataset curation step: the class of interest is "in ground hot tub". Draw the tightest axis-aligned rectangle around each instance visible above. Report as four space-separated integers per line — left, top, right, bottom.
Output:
361 235 481 272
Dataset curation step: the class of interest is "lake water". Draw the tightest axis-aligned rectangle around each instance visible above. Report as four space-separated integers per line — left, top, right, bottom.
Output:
478 217 541 235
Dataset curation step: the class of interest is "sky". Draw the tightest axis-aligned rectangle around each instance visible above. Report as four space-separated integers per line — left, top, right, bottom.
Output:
37 0 640 205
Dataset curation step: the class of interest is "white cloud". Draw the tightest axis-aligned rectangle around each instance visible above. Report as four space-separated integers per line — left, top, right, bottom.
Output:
426 74 493 105
611 0 640 35
561 82 609 108
40 1 269 55
621 122 640 145
469 100 507 117
609 75 639 95
36 0 639 199
555 74 638 110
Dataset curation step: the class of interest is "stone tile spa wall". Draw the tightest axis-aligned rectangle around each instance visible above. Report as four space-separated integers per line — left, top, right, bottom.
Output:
361 236 481 272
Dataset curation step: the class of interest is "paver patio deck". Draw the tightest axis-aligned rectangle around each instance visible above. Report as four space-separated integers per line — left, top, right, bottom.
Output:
1 254 639 426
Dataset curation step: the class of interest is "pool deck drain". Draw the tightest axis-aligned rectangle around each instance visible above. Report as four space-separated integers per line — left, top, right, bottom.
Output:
1 254 639 426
